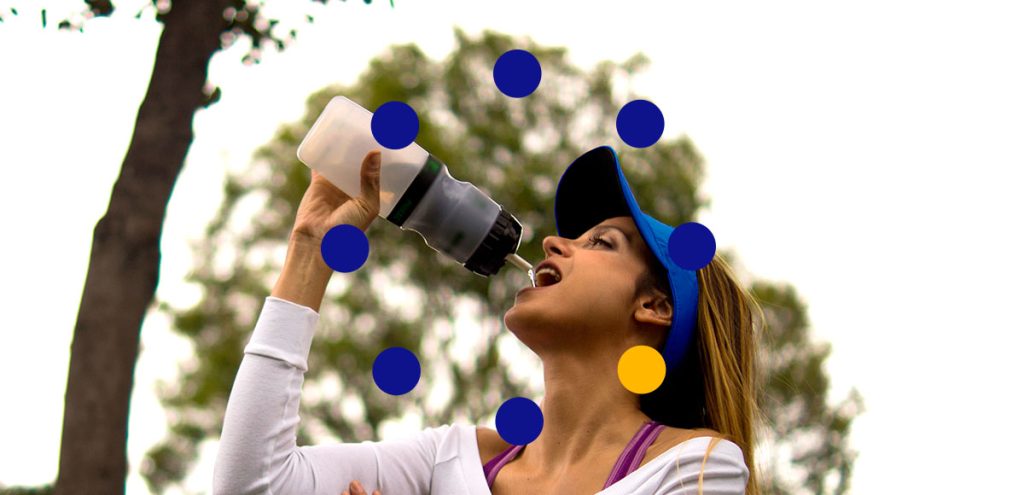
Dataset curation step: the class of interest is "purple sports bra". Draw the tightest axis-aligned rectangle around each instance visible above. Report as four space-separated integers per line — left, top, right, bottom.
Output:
482 420 666 490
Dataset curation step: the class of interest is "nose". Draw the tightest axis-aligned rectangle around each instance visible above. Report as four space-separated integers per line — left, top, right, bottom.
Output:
541 235 569 260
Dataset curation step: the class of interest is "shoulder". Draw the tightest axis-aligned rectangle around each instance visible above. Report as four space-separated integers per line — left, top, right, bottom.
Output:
648 426 727 457
660 426 722 444
650 427 749 492
475 426 511 463
661 426 746 461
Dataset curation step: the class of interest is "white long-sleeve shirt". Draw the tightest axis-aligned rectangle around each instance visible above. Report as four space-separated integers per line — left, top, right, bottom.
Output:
212 296 750 495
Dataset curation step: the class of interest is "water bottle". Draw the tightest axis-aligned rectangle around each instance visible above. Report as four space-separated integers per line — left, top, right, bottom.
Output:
296 95 533 278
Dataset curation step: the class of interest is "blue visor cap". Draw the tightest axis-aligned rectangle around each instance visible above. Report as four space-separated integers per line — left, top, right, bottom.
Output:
553 145 699 373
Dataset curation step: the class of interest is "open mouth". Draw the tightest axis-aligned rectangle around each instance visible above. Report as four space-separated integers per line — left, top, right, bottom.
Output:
518 263 562 294
534 265 562 287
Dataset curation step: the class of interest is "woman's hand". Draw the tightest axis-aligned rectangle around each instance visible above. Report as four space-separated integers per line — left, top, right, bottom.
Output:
341 479 381 495
292 150 382 242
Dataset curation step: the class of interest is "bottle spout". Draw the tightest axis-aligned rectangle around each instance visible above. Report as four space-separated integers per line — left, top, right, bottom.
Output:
505 252 537 287
505 253 533 272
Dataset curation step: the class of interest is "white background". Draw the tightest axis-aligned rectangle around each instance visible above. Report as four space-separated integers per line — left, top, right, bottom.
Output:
1 0 1022 493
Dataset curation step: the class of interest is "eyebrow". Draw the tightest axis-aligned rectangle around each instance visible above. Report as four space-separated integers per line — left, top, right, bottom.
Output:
591 225 634 245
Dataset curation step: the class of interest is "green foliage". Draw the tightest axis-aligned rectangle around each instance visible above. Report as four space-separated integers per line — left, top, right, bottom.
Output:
751 281 865 494
0 485 54 495
144 27 861 495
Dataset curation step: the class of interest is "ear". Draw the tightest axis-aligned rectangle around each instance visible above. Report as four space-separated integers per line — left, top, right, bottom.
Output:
634 288 673 328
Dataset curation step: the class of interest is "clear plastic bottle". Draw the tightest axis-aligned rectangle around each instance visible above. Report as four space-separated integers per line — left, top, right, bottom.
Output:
296 96 532 277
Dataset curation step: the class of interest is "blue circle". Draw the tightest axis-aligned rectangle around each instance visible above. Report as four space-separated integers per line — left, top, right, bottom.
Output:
668 222 716 271
616 99 665 148
320 224 370 273
493 49 542 98
371 101 419 150
372 347 421 396
495 397 544 445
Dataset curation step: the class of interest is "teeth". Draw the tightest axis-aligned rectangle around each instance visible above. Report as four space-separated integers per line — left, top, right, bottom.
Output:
536 267 561 286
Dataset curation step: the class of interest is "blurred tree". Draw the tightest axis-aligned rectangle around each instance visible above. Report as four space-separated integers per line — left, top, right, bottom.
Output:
2 1 387 494
150 28 864 495
0 485 53 495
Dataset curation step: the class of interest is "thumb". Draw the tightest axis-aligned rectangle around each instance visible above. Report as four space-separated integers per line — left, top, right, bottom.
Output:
359 150 382 213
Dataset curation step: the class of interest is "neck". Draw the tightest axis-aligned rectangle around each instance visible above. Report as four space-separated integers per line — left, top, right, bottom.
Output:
519 353 651 475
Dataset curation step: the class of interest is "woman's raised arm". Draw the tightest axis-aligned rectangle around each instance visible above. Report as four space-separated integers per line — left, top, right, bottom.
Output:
212 151 442 494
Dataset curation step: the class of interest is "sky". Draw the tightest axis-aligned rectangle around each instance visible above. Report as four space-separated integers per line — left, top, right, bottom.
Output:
1 0 1023 493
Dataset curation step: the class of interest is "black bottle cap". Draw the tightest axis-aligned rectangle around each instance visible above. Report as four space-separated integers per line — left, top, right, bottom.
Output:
464 208 522 277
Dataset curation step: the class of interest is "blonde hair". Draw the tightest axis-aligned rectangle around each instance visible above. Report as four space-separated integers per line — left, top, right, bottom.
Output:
694 254 765 494
637 253 766 495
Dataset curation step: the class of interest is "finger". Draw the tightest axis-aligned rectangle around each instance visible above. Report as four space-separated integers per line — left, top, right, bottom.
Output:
373 491 381 495
358 150 381 217
341 491 349 495
312 168 352 202
352 480 367 495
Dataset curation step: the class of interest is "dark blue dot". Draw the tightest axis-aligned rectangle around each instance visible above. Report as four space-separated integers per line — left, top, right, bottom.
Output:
493 49 542 98
371 101 419 150
668 222 716 271
495 397 544 445
320 224 370 273
372 347 421 396
616 99 665 148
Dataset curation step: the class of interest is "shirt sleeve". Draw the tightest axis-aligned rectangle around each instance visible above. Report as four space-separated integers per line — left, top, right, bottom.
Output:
654 437 750 495
212 296 441 495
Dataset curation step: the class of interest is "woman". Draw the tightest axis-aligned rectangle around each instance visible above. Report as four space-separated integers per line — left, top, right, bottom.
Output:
213 146 764 495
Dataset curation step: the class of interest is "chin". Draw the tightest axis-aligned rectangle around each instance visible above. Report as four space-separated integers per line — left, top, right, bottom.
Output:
502 308 527 339
502 306 525 330
502 308 553 349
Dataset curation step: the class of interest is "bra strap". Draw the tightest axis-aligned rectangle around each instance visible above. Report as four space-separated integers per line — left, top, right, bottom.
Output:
483 443 524 487
602 421 665 488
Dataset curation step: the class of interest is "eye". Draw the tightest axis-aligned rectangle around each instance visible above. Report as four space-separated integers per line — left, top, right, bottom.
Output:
587 234 613 248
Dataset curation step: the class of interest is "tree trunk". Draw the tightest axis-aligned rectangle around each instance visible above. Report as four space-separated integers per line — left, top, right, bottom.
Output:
54 1 231 493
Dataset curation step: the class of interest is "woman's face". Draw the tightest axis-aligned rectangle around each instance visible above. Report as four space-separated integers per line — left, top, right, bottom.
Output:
504 215 670 358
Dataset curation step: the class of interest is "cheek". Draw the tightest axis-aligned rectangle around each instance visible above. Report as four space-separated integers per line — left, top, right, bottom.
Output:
566 271 633 309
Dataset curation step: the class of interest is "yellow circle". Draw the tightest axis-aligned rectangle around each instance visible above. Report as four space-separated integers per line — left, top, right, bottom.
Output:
617 345 667 394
